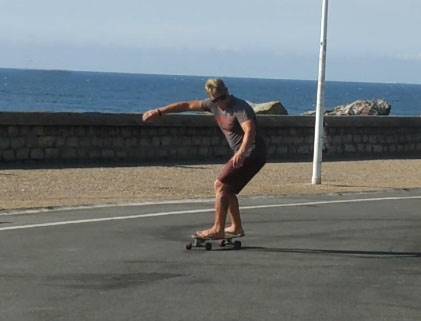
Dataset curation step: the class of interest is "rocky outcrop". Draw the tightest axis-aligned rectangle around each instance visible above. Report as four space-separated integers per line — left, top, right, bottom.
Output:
304 99 391 116
249 101 288 115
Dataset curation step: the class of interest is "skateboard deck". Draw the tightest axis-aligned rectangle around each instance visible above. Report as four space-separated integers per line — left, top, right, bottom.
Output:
185 233 243 251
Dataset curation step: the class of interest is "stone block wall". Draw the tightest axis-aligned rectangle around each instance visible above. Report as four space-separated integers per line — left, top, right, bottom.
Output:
323 117 421 158
0 112 420 165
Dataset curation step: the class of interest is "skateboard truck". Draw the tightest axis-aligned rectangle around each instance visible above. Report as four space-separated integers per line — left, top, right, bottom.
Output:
185 235 242 251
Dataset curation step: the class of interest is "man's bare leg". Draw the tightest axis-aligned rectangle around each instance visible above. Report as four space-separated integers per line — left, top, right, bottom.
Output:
225 194 245 236
195 180 231 239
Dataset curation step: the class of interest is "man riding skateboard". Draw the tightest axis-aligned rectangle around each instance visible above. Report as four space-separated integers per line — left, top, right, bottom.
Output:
142 79 267 239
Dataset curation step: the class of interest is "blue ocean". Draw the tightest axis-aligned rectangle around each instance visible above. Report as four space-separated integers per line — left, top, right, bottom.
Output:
0 68 420 116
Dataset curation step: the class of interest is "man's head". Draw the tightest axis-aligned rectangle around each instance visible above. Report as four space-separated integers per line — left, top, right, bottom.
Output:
205 79 229 103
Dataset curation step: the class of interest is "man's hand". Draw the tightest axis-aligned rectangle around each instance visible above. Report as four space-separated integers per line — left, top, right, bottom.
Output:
232 150 246 168
142 109 161 123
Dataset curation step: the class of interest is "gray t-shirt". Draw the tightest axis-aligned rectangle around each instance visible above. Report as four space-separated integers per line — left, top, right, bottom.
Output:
201 95 264 153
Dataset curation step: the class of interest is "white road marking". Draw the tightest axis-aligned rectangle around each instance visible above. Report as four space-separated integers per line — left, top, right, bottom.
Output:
0 195 420 232
0 198 215 217
0 208 213 231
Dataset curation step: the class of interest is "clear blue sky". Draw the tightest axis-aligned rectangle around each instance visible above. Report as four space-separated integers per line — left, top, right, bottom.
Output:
1 0 420 83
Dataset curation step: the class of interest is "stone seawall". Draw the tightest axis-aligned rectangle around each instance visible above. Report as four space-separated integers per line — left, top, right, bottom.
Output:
0 112 420 164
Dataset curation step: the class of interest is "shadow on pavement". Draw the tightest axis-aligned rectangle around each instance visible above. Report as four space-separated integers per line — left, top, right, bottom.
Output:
241 246 421 258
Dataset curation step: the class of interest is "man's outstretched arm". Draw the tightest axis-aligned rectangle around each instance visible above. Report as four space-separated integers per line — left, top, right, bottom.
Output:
142 100 203 123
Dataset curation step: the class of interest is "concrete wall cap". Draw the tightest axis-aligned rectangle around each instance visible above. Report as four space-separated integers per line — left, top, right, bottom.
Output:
0 112 420 128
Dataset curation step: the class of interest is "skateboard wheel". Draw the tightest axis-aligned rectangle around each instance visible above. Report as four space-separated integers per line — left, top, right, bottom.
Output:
205 242 212 251
233 240 242 250
220 240 226 247
186 243 193 250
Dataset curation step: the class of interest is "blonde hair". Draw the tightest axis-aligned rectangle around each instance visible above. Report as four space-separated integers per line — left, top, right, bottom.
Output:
205 79 229 99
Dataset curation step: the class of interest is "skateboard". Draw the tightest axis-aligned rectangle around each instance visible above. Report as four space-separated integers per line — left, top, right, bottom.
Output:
185 234 243 251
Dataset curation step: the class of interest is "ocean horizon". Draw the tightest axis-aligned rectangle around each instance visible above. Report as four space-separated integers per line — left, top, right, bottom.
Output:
0 67 420 116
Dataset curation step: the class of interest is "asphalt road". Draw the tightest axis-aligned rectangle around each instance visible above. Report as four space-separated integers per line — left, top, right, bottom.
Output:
1 190 420 321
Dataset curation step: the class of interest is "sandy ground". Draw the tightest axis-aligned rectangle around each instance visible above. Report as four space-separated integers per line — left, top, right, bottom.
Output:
1 159 421 212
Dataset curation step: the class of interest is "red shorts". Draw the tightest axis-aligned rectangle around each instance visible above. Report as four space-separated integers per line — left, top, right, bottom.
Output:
218 152 266 195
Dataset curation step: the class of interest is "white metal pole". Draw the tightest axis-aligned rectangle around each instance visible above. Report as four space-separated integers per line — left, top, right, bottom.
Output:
312 0 329 185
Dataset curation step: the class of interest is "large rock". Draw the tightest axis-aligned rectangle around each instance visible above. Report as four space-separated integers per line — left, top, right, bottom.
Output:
248 101 288 115
304 99 391 116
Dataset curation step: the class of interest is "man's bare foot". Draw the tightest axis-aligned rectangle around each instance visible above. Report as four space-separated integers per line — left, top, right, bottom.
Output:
193 228 225 240
224 225 245 237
